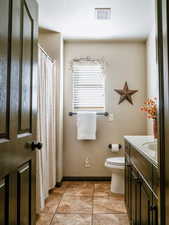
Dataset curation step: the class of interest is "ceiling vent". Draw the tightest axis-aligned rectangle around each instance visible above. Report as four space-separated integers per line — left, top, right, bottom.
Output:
95 8 111 20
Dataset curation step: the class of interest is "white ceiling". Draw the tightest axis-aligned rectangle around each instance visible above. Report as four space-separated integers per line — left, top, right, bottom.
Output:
38 0 155 40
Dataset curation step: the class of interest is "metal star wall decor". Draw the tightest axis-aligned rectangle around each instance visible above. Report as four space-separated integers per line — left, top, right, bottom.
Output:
114 82 138 105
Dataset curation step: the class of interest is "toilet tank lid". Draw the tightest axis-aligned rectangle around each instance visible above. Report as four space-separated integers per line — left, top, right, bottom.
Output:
106 157 125 166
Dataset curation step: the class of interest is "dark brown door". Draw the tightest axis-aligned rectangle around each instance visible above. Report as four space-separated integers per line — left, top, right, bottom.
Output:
0 0 38 224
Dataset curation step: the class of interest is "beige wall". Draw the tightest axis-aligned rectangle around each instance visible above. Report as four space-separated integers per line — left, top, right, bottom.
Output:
63 40 147 177
39 29 64 182
39 29 62 60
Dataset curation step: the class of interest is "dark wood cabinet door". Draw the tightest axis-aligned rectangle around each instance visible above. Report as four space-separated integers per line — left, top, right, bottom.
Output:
131 167 140 225
125 155 132 221
124 156 129 207
125 156 129 208
140 182 152 225
125 141 159 225
0 0 38 224
152 197 158 225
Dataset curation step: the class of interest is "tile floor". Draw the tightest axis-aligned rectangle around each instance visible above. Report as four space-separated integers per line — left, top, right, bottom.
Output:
36 181 129 225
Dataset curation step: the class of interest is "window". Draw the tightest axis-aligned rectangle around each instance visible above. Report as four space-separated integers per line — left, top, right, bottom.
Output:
72 60 105 112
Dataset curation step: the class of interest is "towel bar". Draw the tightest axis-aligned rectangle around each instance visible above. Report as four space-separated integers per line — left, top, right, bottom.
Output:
69 112 109 116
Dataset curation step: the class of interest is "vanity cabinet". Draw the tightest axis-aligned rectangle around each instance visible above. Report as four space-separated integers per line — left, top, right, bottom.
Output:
125 140 159 225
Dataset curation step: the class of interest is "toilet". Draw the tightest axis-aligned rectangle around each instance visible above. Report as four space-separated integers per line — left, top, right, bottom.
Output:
105 157 125 194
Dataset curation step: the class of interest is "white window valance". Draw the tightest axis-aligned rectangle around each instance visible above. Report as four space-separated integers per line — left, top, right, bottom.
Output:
70 56 107 75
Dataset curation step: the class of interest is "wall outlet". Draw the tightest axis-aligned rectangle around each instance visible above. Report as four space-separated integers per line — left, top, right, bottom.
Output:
108 113 114 121
84 157 91 168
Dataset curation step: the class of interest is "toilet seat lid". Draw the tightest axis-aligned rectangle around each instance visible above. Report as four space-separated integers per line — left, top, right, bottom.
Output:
106 157 125 166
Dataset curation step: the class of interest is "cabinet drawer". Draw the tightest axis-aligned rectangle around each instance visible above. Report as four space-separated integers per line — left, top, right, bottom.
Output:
130 147 153 187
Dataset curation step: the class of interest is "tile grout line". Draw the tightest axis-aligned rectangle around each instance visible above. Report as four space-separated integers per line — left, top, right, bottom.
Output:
49 198 63 225
49 185 68 225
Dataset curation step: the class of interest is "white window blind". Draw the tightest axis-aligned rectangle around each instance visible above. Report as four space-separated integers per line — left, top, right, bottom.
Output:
72 62 105 112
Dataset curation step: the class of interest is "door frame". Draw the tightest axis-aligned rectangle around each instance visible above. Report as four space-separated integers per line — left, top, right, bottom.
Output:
157 0 169 224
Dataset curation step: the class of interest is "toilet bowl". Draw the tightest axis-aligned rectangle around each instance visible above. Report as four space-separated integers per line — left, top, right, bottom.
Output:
105 157 125 194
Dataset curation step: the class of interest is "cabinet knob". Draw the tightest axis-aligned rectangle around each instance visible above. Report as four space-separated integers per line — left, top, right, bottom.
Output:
136 178 142 184
150 205 157 211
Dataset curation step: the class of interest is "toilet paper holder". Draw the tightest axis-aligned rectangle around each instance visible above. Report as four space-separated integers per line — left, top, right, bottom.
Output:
108 144 122 149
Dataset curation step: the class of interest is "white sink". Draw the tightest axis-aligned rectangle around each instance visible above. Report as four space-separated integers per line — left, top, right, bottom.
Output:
124 136 158 164
141 141 157 160
142 142 157 151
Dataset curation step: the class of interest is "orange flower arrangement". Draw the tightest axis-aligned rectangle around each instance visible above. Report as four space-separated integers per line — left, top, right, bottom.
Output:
140 98 157 119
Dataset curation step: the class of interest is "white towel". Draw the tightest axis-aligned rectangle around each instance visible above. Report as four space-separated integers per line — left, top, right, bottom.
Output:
77 112 96 140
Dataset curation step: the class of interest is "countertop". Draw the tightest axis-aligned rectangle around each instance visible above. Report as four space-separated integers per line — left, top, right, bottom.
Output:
124 136 158 167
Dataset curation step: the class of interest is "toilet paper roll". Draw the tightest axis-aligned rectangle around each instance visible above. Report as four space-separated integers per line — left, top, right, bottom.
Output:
108 144 121 152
